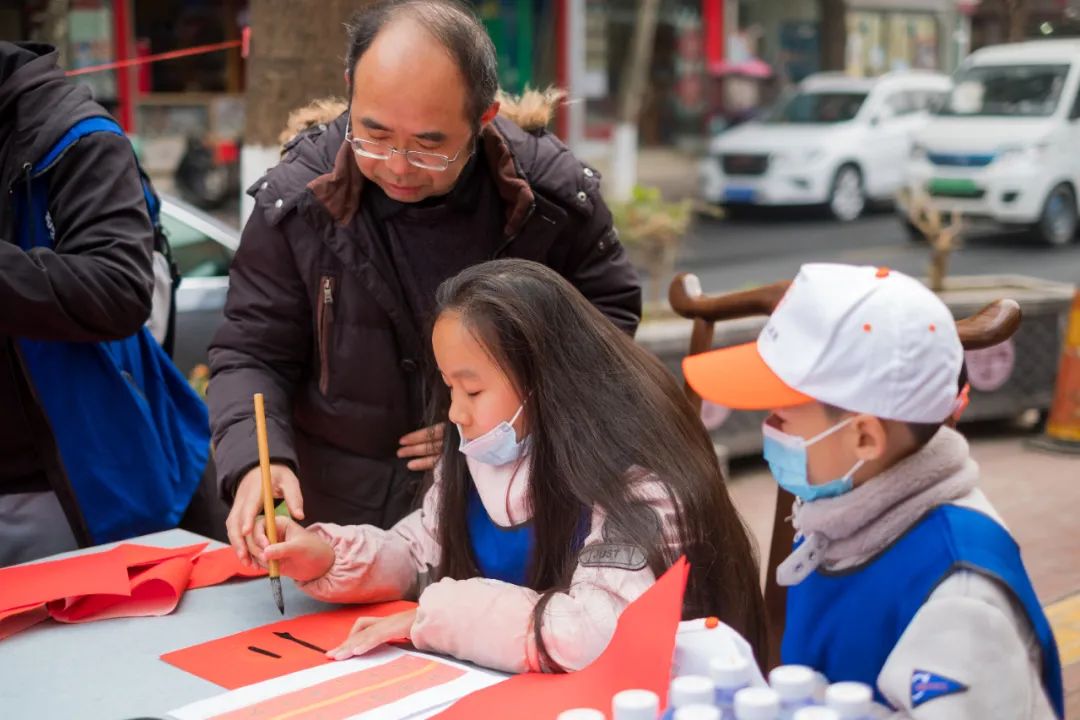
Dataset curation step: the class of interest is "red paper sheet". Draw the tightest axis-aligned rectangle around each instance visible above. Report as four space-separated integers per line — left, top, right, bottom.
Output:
0 545 131 612
431 556 690 720
0 604 49 640
0 542 258 639
188 546 267 589
161 600 420 689
49 555 196 623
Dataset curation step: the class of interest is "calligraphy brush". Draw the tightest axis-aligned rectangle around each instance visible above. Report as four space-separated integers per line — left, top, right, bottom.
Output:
253 393 285 615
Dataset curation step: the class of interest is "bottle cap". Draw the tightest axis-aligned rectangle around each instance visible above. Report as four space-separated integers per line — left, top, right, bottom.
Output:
734 687 781 720
674 705 722 720
709 655 752 689
825 682 873 716
768 665 817 700
670 675 716 708
793 708 840 720
557 710 606 720
613 689 660 720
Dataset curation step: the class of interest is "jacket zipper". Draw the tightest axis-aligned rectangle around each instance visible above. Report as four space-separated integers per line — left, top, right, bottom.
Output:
493 202 537 258
22 163 40 248
317 276 335 395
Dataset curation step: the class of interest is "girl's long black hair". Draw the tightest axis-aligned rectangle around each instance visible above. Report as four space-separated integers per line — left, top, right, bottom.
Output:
427 259 768 668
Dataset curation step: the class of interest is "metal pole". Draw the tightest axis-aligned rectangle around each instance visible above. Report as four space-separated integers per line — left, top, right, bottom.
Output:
111 0 135 132
567 0 586 151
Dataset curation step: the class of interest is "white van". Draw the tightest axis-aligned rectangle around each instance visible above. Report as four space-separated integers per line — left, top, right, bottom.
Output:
904 39 1080 245
700 71 951 221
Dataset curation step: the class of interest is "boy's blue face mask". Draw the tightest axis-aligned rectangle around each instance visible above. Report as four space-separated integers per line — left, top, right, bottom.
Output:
762 417 865 502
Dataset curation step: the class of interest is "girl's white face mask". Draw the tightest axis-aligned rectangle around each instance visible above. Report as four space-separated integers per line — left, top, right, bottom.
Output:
457 402 528 467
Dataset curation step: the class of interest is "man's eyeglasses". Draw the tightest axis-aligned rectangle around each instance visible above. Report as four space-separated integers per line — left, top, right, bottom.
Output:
344 120 470 172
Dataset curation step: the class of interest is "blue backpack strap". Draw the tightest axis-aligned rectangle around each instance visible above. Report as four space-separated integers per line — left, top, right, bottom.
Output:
32 115 161 229
32 116 126 175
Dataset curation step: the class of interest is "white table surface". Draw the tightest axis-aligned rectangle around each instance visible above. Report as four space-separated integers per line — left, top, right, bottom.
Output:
0 529 336 719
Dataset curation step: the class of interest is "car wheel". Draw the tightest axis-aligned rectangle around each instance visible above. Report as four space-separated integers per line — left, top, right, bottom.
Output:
828 165 865 222
1034 183 1078 247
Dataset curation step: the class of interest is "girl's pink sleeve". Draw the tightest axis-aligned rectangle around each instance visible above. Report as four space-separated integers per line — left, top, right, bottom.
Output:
297 479 443 604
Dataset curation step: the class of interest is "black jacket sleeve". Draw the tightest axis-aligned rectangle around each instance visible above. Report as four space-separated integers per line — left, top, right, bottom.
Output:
560 173 643 337
0 131 154 340
207 204 311 501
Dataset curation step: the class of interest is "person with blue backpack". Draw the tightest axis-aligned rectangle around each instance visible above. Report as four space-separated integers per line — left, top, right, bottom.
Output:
0 41 211 565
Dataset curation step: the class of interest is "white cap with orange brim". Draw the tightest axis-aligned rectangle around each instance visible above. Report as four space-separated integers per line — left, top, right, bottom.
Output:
683 263 964 424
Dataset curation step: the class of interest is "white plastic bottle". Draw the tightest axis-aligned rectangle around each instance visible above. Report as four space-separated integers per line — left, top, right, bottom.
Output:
710 655 753 720
768 665 817 720
733 687 781 720
557 709 606 720
662 675 717 720
614 689 661 720
792 709 839 720
824 682 874 720
674 705 722 720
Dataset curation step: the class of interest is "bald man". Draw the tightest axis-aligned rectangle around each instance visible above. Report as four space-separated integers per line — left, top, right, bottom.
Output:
209 0 641 565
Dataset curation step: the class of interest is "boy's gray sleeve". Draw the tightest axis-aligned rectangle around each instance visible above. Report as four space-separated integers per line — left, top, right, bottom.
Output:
877 570 1056 720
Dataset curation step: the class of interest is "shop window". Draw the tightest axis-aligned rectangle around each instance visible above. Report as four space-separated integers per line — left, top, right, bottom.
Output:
847 11 939 77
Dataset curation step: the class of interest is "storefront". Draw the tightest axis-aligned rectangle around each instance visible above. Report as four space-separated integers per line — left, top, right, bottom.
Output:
846 8 941 76
13 0 246 177
740 0 955 86
577 0 712 149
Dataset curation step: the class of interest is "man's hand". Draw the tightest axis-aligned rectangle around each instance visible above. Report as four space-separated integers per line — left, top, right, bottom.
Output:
254 515 335 582
397 423 445 472
226 463 304 567
327 609 418 660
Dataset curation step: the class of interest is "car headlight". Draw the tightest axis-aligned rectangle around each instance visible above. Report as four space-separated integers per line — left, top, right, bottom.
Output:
910 142 928 161
997 142 1050 163
772 148 824 166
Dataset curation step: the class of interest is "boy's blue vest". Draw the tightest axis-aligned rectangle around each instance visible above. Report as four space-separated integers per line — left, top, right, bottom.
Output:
13 116 210 545
783 504 1063 718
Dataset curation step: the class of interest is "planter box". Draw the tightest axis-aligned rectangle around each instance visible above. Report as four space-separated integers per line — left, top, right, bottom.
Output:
636 274 1077 458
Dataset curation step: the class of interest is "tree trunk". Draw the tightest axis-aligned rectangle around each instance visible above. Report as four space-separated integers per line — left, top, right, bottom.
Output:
1003 0 1029 42
818 0 847 72
610 0 662 202
32 0 70 66
244 0 367 147
242 0 370 222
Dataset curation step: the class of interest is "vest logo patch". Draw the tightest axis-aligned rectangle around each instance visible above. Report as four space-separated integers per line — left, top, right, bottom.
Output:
579 543 647 571
911 669 967 708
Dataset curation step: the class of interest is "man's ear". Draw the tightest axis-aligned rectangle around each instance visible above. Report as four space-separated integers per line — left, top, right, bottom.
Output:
850 414 888 462
479 101 500 127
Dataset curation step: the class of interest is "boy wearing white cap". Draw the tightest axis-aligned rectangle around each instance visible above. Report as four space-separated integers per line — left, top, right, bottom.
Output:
683 264 1062 719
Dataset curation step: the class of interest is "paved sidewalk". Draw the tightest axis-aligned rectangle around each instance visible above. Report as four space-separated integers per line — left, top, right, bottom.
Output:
725 426 1080 717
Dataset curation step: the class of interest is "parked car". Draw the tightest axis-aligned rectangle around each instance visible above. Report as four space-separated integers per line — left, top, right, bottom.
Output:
902 39 1080 246
700 71 951 221
161 194 238 376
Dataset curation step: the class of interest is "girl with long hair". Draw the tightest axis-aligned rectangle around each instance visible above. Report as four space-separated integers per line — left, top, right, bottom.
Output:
255 259 767 672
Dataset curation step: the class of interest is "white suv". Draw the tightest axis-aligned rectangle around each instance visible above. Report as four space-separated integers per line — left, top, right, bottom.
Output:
700 71 951 221
904 39 1080 246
